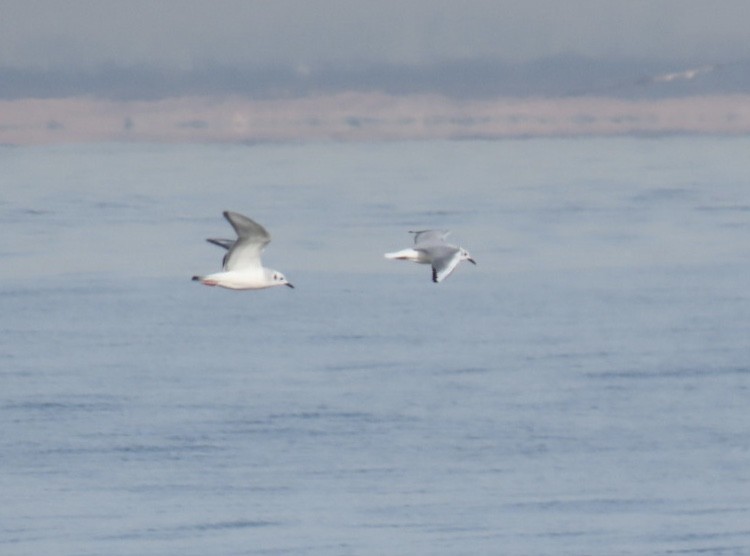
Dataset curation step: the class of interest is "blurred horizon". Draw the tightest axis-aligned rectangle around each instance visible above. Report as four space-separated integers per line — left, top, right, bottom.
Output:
2 55 749 101
3 1 749 144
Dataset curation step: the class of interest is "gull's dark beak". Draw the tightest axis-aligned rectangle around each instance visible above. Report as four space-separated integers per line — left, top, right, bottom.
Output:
286 283 295 289
468 258 477 265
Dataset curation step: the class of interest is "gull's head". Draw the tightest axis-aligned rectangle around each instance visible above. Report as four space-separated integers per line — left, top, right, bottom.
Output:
460 248 477 265
271 271 294 289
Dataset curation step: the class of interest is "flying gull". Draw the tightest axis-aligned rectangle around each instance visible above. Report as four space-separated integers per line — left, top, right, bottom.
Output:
385 229 476 283
192 211 294 290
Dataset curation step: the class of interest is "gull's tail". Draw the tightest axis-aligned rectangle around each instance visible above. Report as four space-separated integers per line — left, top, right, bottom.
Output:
384 248 420 261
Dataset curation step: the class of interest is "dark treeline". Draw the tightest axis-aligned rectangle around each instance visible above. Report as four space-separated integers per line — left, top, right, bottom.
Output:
1 55 747 101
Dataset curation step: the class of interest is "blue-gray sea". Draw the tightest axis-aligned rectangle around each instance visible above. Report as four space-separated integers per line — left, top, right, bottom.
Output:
2 137 750 555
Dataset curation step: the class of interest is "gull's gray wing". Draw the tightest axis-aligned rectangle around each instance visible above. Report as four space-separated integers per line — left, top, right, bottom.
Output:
207 237 235 268
430 249 463 283
222 211 272 271
207 238 235 250
409 229 450 246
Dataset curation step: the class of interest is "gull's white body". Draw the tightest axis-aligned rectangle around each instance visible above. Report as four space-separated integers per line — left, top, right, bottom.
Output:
385 229 476 283
192 211 293 290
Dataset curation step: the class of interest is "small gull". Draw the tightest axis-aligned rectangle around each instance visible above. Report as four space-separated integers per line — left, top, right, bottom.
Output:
385 229 476 283
192 211 294 290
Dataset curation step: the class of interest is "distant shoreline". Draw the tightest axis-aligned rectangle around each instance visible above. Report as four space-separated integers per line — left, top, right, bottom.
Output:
2 93 750 145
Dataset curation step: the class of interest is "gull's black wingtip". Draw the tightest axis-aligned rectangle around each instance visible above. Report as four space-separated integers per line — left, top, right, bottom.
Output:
191 276 201 282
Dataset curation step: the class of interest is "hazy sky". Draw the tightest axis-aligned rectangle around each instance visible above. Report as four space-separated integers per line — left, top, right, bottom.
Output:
2 0 749 70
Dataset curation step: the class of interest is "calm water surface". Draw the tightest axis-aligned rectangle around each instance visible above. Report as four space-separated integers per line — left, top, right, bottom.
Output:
2 138 750 555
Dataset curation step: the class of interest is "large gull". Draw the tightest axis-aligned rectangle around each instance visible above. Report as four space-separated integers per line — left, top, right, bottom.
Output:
192 211 294 290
